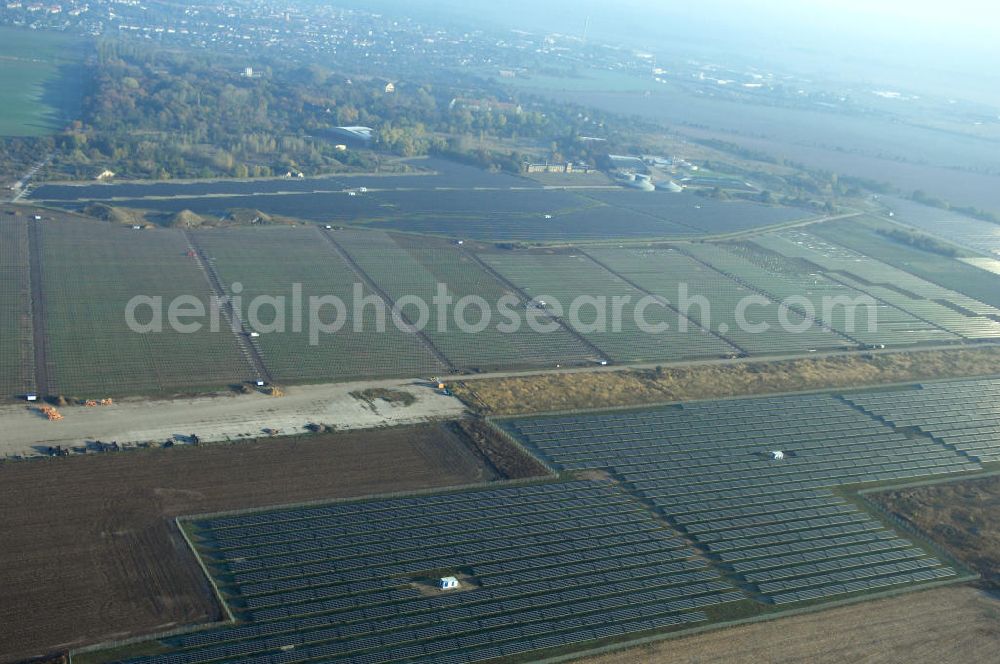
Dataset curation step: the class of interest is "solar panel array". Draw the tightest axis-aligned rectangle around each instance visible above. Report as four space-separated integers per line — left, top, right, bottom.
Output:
684 241 961 347
757 231 1000 341
119 481 740 664
583 246 849 355
507 394 972 605
844 379 1000 463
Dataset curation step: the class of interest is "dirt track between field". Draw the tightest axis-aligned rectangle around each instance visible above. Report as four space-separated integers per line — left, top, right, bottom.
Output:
0 423 496 663
0 378 465 457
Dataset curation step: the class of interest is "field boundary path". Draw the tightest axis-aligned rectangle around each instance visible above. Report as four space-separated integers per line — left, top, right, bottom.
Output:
26 218 49 397
459 246 612 363
578 247 747 356
318 227 457 372
183 230 273 384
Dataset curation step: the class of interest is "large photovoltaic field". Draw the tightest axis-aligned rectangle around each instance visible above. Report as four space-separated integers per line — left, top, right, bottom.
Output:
27 163 811 242
481 251 737 363
8 200 1000 398
194 227 447 382
0 215 33 397
753 230 1000 340
98 378 1000 664
38 219 253 396
845 378 1000 464
681 242 965 347
505 392 975 606
583 246 851 355
581 190 807 235
116 481 742 664
332 230 598 370
883 197 1000 256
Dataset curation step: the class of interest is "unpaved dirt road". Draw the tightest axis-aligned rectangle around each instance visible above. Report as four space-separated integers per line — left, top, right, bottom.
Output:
0 378 465 456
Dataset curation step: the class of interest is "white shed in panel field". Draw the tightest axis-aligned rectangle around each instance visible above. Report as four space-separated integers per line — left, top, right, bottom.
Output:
438 576 460 590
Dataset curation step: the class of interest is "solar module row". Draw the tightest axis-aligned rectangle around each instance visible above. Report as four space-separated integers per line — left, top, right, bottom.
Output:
729 538 916 573
205 502 652 558
756 558 946 595
201 480 606 531
743 548 928 583
221 527 672 577
207 494 637 546
716 530 902 563
177 547 703 652
768 567 957 605
211 516 663 568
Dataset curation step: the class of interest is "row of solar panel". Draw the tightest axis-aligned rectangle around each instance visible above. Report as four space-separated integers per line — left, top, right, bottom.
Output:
245 540 691 621
234 532 687 601
769 567 957 605
401 610 707 664
757 557 947 595
538 429 910 462
127 595 717 664
618 453 971 489
675 494 848 526
728 537 916 573
743 547 928 584
240 551 709 614
216 581 732 664
578 442 957 478
220 526 674 577
200 480 608 531
716 530 902 563
629 461 974 499
515 415 883 441
683 504 859 535
207 501 656 560
640 470 955 512
175 547 701 652
206 496 639 548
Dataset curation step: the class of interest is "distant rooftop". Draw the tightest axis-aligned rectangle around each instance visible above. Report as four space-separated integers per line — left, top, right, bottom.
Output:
333 126 374 142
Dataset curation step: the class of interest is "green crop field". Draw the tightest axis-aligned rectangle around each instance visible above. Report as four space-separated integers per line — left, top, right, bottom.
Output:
481 251 736 363
332 230 598 371
0 26 84 137
0 215 33 397
194 227 446 382
585 246 851 355
39 220 252 396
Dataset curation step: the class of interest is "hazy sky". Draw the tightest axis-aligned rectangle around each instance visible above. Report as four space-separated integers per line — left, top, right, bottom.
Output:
338 0 997 98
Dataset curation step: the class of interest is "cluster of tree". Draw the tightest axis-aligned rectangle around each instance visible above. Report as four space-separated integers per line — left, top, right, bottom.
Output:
911 190 999 224
876 227 959 257
37 39 620 181
0 136 56 183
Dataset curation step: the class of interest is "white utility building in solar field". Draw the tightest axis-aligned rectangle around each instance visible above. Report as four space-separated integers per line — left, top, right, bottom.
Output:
438 576 460 590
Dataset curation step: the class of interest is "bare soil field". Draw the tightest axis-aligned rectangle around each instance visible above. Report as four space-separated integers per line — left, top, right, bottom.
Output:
0 377 466 458
875 475 1000 588
0 423 496 663
573 586 1000 664
455 346 1000 415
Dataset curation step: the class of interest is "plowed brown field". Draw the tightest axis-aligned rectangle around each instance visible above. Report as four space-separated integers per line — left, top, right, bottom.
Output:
0 424 495 663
